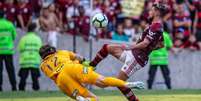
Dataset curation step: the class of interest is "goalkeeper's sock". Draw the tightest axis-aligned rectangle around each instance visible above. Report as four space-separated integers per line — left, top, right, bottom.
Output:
90 44 109 67
118 87 139 101
102 77 126 87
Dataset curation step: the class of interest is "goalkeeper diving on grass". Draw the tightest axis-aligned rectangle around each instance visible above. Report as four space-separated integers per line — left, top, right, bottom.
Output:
39 45 144 101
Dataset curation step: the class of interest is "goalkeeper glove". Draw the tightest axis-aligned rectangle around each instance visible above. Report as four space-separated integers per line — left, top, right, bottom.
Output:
82 60 96 71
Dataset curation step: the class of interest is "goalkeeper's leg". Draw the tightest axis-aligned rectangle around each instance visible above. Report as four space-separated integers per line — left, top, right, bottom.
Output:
80 68 144 89
95 75 144 89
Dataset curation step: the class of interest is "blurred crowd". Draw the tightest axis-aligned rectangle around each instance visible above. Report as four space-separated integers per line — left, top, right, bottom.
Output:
0 0 201 91
0 0 201 50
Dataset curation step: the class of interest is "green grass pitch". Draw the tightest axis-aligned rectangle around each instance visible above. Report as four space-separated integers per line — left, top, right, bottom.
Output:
0 89 201 101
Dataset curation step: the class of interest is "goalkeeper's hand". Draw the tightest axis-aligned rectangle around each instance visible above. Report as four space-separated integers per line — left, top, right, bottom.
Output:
82 60 96 71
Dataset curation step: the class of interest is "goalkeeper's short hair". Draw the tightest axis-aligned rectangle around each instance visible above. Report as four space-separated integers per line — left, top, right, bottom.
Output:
39 45 56 59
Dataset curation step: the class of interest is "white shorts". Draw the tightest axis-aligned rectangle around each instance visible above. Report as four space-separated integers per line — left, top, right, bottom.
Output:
119 50 142 77
48 31 57 48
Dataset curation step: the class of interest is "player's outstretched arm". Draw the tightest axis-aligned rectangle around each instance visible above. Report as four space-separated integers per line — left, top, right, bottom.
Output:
75 54 86 63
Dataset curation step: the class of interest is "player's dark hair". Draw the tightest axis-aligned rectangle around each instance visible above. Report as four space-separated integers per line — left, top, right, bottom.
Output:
39 45 56 59
0 10 4 18
153 3 169 17
28 23 37 32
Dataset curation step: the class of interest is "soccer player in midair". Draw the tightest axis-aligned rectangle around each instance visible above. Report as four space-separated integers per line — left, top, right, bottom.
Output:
90 3 168 101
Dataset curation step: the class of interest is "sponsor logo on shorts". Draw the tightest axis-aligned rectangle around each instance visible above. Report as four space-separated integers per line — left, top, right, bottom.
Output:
83 66 88 74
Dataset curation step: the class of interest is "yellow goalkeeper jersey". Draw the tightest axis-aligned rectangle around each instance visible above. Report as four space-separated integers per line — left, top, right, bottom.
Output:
40 50 79 80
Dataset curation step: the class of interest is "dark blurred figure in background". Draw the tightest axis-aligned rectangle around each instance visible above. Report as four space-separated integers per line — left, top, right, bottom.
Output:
0 1 3 9
110 23 129 42
29 0 42 18
18 23 42 91
39 3 61 48
66 0 79 35
193 0 201 49
77 5 90 41
173 28 186 48
123 18 136 42
55 0 69 29
182 34 200 50
3 0 18 24
17 0 33 31
0 10 17 91
148 31 173 89
173 2 191 43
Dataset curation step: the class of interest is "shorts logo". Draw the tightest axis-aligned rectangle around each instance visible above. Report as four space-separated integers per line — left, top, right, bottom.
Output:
83 66 88 74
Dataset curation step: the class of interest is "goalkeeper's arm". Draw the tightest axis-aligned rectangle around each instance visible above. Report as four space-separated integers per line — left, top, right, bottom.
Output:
75 54 85 63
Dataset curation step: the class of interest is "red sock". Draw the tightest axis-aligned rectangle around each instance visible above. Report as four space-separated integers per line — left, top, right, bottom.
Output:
118 87 139 101
90 44 109 67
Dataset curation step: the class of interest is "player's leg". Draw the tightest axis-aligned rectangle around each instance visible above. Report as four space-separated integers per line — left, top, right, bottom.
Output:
79 67 142 89
95 75 127 88
160 65 171 89
0 55 4 91
90 44 124 67
18 68 29 91
77 66 125 87
30 68 40 91
56 71 98 101
147 65 158 89
116 51 143 101
4 55 17 91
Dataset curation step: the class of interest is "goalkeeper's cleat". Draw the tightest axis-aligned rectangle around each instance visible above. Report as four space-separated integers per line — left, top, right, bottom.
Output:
76 96 89 101
126 81 145 90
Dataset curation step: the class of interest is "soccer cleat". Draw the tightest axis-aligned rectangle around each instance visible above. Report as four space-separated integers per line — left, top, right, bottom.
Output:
126 81 145 90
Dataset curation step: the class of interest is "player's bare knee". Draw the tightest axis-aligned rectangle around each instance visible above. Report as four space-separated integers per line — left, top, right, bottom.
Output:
105 44 113 54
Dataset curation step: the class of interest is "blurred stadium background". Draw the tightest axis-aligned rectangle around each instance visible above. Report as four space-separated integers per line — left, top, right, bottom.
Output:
0 0 201 101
